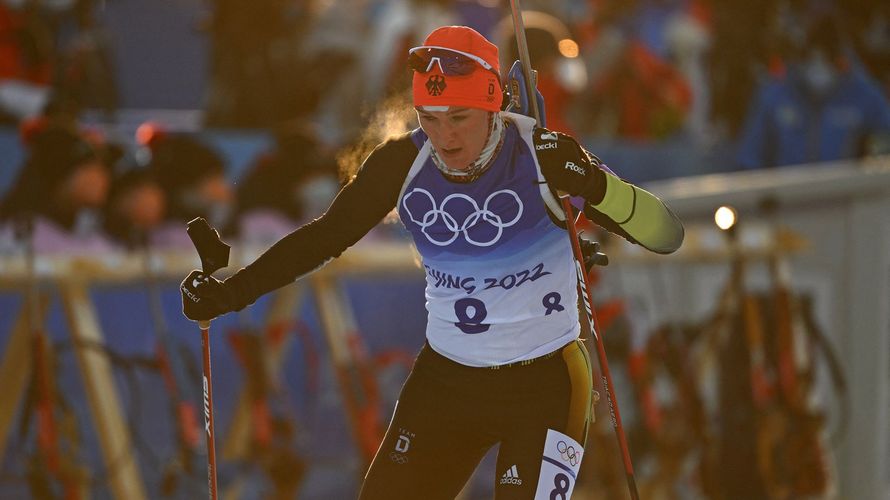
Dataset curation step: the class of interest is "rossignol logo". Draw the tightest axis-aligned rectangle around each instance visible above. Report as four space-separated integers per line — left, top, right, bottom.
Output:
535 142 558 151
500 464 522 485
564 161 585 175
203 376 211 435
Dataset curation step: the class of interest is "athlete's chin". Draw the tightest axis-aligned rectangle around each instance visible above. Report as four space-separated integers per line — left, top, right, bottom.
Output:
442 156 472 171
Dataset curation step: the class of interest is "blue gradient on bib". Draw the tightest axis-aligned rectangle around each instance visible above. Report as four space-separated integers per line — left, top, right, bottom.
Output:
400 123 564 260
401 117 582 366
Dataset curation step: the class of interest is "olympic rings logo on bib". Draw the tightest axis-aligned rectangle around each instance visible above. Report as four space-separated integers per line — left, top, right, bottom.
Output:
402 188 523 247
557 440 580 466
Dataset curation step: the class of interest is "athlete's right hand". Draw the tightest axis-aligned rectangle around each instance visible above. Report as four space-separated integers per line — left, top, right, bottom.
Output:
181 270 237 322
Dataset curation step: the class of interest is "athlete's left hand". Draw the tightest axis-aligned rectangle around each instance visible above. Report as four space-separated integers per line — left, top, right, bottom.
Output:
181 270 238 322
533 128 605 202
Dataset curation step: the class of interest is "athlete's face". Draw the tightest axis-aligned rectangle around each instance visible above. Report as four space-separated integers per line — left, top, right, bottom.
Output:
417 107 490 170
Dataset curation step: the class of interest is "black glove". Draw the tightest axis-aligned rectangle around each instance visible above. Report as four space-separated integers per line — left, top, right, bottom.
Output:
533 128 606 203
181 269 239 322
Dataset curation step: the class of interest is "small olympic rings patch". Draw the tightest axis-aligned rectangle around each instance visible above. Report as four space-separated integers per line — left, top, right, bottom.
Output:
557 440 580 466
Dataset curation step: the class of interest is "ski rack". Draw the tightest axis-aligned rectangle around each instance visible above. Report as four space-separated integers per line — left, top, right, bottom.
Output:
0 241 421 498
0 273 149 500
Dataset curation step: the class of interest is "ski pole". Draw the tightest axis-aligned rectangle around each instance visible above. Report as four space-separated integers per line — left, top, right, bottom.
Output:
186 217 231 500
507 2 640 498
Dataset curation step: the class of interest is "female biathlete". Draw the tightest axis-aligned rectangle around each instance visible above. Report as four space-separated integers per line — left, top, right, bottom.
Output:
181 25 683 500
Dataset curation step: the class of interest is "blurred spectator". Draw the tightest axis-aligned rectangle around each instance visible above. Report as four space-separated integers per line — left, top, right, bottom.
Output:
663 1 711 144
204 0 353 129
54 0 118 119
453 0 501 39
591 40 692 140
844 1 890 96
577 0 693 140
299 0 368 146
706 0 777 139
103 166 166 248
496 10 588 135
236 124 339 243
0 121 113 253
0 0 53 122
736 15 890 169
360 0 456 110
204 0 304 127
145 131 234 247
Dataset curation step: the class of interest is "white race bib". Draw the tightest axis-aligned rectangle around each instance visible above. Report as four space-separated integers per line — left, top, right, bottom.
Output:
534 429 584 500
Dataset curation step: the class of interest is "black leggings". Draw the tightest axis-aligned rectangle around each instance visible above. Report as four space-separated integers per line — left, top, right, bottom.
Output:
359 339 593 499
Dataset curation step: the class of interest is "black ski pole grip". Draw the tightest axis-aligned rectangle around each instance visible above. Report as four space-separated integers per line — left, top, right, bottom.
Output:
186 217 230 276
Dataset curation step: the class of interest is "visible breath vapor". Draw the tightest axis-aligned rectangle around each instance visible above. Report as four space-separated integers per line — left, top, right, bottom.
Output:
337 91 416 182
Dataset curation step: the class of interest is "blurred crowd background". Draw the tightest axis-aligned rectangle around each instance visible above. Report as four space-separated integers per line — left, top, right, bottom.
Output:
0 0 888 499
0 0 888 251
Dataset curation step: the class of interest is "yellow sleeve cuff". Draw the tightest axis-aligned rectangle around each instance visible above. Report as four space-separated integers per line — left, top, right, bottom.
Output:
591 171 684 254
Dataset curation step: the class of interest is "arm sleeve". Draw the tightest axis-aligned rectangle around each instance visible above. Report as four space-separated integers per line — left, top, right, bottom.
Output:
581 160 685 255
223 133 418 308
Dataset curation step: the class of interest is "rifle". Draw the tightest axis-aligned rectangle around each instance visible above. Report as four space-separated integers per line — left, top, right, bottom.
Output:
760 199 832 497
714 207 772 499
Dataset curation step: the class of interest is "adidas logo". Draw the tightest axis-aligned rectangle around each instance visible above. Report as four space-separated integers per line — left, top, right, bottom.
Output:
499 464 522 485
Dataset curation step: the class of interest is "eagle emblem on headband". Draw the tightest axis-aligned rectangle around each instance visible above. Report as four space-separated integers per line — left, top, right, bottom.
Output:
426 75 446 96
